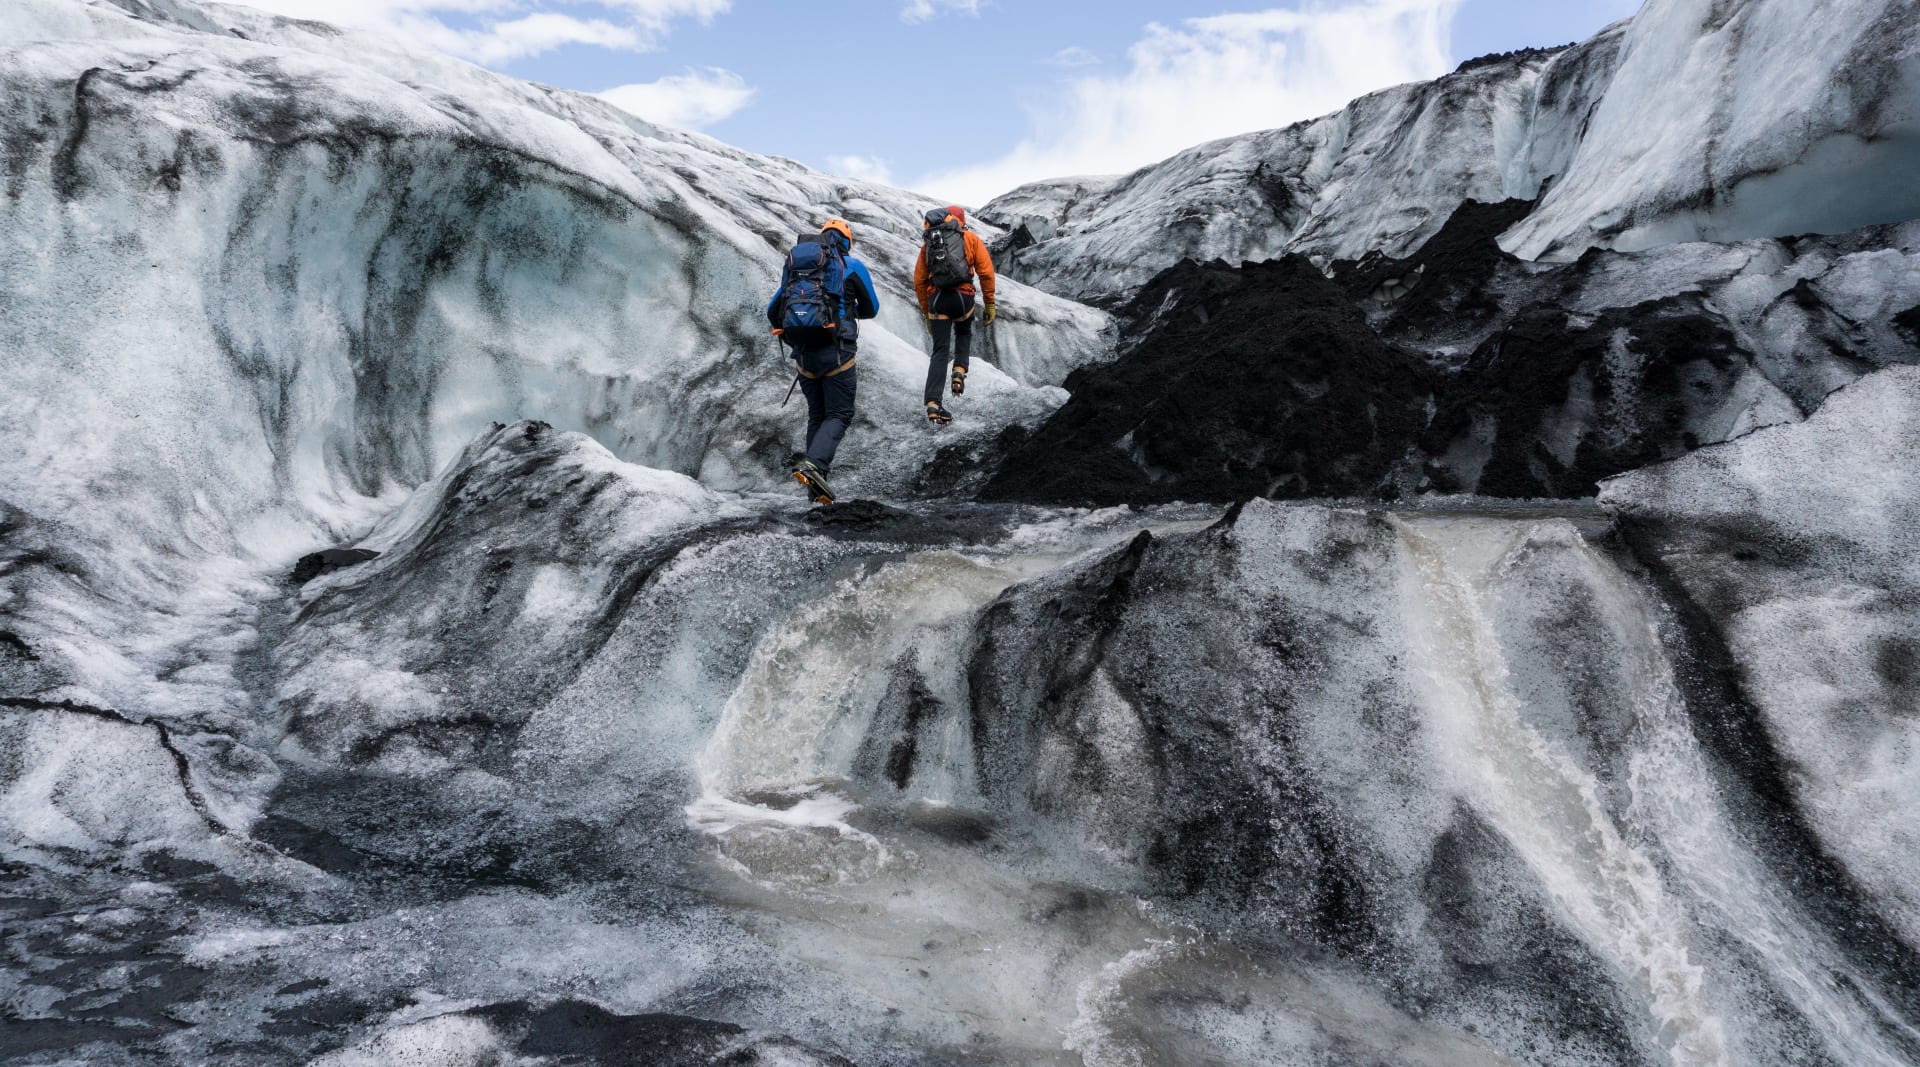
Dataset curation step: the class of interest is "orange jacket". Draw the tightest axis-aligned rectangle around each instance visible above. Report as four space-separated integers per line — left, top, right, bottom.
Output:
914 229 996 312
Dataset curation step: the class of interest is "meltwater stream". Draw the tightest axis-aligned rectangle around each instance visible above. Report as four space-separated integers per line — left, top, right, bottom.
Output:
684 518 1216 1062
664 505 1920 1066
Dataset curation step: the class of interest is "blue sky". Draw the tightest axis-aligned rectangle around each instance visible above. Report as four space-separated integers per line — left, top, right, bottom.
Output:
230 0 1642 205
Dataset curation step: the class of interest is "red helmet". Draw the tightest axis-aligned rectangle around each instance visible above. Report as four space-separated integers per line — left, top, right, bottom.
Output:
945 205 967 227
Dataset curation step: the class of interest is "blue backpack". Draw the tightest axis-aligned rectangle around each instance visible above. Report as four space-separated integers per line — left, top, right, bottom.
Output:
775 235 848 348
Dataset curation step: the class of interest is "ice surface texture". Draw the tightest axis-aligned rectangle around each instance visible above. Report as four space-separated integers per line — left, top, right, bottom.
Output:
1604 367 1920 954
0 0 1111 835
6 0 1920 1063
987 0 1920 301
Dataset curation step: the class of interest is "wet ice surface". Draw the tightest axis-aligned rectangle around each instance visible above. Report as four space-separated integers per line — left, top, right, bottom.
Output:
8 414 1920 1065
0 426 1231 1064
1604 366 1920 956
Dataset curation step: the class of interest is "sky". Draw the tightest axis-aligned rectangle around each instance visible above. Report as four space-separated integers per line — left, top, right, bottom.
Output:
219 0 1644 206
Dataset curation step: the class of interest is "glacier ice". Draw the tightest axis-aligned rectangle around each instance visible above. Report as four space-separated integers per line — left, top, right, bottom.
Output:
987 0 1920 302
4 0 1920 1062
1603 367 1920 951
0 0 1112 553
10 408 1920 1063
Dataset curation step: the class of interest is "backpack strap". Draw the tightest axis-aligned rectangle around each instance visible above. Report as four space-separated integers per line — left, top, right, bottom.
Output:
794 355 857 380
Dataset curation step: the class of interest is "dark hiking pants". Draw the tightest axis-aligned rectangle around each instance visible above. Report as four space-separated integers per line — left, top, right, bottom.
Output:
924 290 976 404
796 345 857 471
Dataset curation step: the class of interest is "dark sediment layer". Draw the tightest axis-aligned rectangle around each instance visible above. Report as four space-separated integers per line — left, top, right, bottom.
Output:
979 255 1435 505
983 201 1920 506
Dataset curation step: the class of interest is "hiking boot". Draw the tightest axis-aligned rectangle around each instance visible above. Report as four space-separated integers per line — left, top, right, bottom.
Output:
925 401 953 426
950 365 967 396
792 460 834 505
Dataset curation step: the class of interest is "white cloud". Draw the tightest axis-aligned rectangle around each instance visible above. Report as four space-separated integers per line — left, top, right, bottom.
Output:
911 0 1461 207
1044 46 1102 68
220 0 729 63
598 68 756 129
426 13 644 64
900 0 984 24
826 155 896 185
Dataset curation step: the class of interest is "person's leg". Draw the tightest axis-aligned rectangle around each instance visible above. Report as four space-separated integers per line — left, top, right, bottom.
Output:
951 296 976 398
954 295 976 373
808 365 857 469
925 318 952 404
800 368 826 456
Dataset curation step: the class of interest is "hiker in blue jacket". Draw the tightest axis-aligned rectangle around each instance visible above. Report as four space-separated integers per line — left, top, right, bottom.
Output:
766 218 879 505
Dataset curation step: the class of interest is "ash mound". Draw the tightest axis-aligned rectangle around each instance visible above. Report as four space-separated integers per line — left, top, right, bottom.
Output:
985 202 1920 506
980 255 1432 505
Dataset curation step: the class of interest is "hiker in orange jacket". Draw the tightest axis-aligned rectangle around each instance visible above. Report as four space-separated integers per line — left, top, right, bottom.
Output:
913 205 996 425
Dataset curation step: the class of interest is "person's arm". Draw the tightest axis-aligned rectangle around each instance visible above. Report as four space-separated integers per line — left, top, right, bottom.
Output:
848 259 880 320
970 232 996 306
766 261 790 329
913 248 931 313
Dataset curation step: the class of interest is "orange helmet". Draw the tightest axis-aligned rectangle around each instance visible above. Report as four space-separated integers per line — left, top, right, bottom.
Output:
821 218 853 247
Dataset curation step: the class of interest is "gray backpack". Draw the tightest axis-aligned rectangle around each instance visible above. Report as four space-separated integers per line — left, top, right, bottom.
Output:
923 209 972 289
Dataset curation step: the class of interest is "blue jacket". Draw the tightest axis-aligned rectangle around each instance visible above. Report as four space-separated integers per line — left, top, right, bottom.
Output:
766 234 879 347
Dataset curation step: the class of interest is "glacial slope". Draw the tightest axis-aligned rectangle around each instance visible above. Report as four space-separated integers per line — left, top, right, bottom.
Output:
0 0 1115 753
986 0 1920 302
0 0 1112 539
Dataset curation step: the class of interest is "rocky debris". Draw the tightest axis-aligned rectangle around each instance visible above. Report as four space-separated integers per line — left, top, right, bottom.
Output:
983 204 1920 506
463 1000 859 1066
800 499 916 528
1897 303 1920 342
1421 294 1756 497
289 548 379 586
794 498 1025 547
979 255 1434 506
1454 45 1574 74
1331 198 1539 354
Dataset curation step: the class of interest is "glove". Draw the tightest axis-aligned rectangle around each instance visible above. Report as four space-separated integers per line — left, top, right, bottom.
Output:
984 302 997 325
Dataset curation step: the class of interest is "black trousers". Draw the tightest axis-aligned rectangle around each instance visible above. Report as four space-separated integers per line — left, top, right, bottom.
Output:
924 290 975 403
795 345 857 471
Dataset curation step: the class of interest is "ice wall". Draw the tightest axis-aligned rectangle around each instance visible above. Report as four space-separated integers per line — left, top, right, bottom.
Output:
988 0 1920 300
0 0 1112 558
1505 0 1920 258
983 38 1619 300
